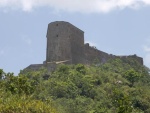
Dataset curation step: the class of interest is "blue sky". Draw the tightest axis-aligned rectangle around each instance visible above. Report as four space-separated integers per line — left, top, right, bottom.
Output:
0 0 150 75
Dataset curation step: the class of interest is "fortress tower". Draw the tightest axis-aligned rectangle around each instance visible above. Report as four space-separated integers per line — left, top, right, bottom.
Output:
25 21 143 71
46 21 85 64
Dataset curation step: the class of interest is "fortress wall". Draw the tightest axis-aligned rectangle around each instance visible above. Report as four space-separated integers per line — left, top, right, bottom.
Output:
24 21 144 72
132 55 143 65
68 23 85 64
119 55 143 65
84 43 116 64
25 64 45 71
46 22 72 63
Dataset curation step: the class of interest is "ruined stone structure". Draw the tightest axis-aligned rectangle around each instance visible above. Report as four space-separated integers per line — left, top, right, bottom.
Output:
46 21 84 64
25 21 143 71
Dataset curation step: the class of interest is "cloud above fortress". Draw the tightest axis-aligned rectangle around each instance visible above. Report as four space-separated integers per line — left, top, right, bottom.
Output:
0 0 150 13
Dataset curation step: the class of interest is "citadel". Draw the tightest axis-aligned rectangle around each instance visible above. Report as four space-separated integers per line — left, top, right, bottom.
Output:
26 21 143 71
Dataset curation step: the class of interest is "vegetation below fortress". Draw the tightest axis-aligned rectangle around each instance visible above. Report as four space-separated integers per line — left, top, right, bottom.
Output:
0 58 150 113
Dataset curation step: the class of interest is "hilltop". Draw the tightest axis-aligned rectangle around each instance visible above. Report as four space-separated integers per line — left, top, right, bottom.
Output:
0 57 150 113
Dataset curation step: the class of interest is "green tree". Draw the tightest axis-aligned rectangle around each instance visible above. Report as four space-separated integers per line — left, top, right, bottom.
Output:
0 69 4 80
112 88 133 113
4 73 35 95
124 69 140 87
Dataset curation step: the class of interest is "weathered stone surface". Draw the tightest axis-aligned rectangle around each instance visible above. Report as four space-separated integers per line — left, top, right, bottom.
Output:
25 21 143 71
46 21 84 64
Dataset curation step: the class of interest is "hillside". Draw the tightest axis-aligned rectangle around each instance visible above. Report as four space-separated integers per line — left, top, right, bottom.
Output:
0 58 150 113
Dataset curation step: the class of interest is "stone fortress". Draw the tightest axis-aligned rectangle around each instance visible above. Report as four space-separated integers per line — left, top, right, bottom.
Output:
26 21 143 71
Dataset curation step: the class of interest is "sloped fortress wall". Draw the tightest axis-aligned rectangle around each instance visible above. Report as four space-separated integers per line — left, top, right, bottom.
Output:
84 43 116 64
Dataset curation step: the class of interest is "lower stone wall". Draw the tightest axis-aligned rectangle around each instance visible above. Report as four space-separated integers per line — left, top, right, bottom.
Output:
83 43 143 66
25 64 45 71
25 45 143 72
84 43 116 65
119 55 143 65
25 63 57 72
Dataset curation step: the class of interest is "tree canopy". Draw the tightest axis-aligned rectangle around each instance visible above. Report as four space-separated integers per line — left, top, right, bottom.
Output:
0 58 150 113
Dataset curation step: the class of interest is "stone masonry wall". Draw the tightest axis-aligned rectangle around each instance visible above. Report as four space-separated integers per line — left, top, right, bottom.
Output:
46 21 143 66
46 21 85 64
69 23 85 64
84 43 116 64
25 21 143 71
46 22 72 63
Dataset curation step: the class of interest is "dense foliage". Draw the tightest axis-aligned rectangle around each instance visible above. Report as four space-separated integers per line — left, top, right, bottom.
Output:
0 58 150 113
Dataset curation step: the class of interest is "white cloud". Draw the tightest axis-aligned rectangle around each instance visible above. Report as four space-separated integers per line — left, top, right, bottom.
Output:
21 0 34 12
0 0 150 13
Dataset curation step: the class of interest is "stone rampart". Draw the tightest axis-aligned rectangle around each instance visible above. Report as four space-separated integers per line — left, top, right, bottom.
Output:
25 21 143 71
